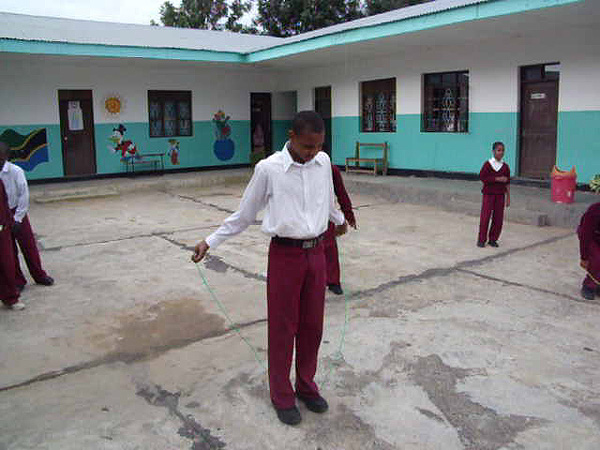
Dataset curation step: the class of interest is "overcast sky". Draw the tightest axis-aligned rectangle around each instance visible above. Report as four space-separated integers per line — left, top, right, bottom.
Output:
0 0 167 25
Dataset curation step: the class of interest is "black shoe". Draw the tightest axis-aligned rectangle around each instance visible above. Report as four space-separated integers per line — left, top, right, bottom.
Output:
36 276 54 286
328 284 343 295
581 286 596 300
488 241 499 248
275 406 302 425
296 394 329 413
477 241 485 248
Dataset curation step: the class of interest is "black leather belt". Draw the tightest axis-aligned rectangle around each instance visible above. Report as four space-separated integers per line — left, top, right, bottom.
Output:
272 233 326 249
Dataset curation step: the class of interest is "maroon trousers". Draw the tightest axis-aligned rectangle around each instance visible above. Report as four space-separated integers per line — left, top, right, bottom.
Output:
324 222 340 286
267 239 326 409
12 213 48 286
0 225 19 306
478 194 505 244
578 229 600 290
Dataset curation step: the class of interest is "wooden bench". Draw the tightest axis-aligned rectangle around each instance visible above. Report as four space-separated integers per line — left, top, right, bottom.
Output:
124 153 165 175
345 142 388 175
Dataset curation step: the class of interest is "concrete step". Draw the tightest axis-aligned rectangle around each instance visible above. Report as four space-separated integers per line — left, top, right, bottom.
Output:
345 177 549 227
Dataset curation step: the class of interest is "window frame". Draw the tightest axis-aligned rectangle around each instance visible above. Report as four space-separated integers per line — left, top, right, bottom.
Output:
148 90 193 138
360 77 396 133
421 71 469 133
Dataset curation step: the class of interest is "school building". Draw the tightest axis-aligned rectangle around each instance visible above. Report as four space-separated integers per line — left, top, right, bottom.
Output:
1 0 599 183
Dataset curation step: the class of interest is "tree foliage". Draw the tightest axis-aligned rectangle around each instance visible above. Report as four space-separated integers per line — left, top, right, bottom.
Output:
156 0 433 36
158 0 253 32
255 0 362 38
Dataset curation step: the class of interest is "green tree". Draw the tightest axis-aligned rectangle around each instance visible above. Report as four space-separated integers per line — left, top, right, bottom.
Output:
157 0 253 31
255 0 362 37
364 0 433 15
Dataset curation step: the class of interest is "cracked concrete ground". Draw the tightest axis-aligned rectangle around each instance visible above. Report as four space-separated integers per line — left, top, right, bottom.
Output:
1 173 599 449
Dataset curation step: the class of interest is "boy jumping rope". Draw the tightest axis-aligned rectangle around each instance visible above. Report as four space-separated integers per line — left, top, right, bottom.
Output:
192 111 347 426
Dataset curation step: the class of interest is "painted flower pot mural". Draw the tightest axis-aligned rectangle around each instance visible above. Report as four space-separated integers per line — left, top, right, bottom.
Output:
213 110 235 161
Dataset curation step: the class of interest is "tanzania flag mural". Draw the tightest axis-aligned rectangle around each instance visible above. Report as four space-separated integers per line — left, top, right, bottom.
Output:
0 128 49 171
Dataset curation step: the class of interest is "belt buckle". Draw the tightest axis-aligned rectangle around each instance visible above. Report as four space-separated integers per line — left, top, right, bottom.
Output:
302 239 315 249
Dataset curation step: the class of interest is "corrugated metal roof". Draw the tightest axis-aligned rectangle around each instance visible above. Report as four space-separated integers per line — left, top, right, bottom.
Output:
251 0 490 51
0 0 489 54
0 11 283 53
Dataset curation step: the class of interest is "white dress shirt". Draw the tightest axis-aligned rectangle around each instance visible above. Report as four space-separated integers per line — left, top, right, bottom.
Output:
488 158 504 172
205 142 345 249
0 161 29 223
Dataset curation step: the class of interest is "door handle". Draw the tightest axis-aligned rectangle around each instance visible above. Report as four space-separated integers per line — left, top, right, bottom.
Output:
63 136 68 142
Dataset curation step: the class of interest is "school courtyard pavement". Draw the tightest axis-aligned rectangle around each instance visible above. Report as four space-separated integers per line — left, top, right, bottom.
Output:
1 170 599 450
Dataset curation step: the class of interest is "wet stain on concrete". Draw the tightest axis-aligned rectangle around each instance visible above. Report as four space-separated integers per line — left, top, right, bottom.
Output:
409 354 545 450
203 254 266 282
223 372 267 405
105 298 226 361
137 383 226 449
307 404 396 450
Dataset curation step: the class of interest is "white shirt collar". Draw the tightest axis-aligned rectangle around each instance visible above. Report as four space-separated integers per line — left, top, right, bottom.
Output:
1 162 9 173
489 158 504 172
282 142 322 172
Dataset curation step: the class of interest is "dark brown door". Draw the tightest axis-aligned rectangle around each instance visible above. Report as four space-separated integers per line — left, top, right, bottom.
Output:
251 93 272 155
519 81 559 179
58 90 97 176
314 86 332 156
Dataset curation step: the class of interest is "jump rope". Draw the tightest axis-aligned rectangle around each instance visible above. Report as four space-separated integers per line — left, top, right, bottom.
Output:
194 244 349 384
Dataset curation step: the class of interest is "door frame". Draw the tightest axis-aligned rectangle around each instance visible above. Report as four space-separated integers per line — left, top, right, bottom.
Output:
517 63 560 178
58 89 97 176
314 86 333 156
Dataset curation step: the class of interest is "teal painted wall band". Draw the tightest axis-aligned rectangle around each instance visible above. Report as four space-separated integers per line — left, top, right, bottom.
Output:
4 109 599 182
557 111 600 183
0 39 244 63
1 120 251 181
247 0 584 62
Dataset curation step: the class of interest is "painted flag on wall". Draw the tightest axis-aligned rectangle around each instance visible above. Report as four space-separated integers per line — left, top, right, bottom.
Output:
0 128 49 171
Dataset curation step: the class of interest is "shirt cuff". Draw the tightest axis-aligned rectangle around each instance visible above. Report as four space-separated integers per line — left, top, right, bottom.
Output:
204 233 223 250
331 209 345 226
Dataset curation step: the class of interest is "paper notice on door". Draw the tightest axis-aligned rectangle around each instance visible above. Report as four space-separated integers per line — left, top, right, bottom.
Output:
68 101 84 131
531 93 546 100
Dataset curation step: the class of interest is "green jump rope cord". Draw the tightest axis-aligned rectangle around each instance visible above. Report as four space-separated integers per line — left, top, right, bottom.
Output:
195 244 350 381
195 263 267 371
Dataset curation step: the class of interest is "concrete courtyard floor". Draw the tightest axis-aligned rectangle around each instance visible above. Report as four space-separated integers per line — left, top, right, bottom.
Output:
1 172 599 449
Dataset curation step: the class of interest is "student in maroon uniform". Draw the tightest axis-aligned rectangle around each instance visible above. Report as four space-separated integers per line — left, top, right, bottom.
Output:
0 142 54 290
578 202 600 300
192 111 347 426
324 164 356 295
0 179 24 310
477 141 511 248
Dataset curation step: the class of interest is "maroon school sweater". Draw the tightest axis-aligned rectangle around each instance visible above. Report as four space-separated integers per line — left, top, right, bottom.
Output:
578 202 600 261
479 161 510 195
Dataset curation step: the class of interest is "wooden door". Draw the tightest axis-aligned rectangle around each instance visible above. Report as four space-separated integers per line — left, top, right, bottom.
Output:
519 81 558 179
314 86 332 156
58 90 97 176
251 93 272 155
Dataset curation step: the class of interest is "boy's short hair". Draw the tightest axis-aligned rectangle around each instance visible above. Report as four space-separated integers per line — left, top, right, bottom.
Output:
292 111 325 135
492 141 505 151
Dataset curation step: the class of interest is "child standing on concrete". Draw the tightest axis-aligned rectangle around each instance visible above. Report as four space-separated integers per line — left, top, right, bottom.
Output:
192 111 347 426
578 202 600 300
478 141 510 248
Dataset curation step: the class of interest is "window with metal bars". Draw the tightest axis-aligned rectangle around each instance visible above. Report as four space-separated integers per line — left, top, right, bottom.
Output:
148 90 193 138
360 78 396 133
422 71 469 133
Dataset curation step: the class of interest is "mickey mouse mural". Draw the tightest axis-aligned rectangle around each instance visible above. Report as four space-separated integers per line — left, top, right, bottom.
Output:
212 110 235 161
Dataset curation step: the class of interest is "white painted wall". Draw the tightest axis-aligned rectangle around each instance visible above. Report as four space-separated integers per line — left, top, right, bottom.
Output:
277 27 600 117
271 91 297 120
0 55 277 126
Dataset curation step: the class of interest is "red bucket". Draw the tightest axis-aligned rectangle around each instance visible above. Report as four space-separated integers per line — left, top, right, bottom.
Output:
550 166 576 204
